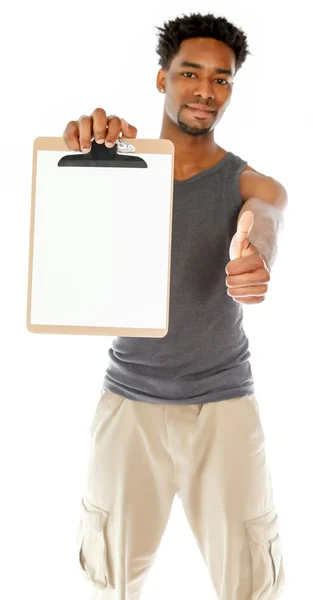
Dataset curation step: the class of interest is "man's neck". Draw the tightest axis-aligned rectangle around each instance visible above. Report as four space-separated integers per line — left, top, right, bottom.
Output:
159 118 225 181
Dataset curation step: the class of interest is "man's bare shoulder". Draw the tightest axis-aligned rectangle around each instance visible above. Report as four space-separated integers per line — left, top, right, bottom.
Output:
239 165 287 206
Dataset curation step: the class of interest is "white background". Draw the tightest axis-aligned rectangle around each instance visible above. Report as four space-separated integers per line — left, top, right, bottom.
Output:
1 1 311 599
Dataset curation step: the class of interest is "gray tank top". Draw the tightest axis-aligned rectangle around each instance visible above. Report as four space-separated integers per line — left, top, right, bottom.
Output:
102 151 254 404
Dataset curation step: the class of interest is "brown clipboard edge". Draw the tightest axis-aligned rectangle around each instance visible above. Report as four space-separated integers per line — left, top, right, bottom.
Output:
26 136 175 338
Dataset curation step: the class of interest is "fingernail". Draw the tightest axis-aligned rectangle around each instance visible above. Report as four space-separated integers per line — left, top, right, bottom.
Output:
105 141 114 148
82 147 90 153
96 138 104 144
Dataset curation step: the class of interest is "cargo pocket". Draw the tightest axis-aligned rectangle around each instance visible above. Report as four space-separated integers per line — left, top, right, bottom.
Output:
244 508 285 599
77 496 113 589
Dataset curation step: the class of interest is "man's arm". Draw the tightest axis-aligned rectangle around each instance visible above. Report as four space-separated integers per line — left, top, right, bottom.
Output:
238 167 288 269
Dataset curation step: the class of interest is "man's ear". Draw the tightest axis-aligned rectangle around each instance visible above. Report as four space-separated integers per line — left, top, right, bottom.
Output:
156 69 166 93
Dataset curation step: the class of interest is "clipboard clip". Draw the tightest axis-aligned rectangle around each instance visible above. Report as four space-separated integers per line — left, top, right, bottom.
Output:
58 139 147 168
116 139 135 153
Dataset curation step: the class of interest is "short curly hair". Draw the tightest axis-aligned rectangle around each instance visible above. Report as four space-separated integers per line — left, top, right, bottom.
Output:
156 12 250 73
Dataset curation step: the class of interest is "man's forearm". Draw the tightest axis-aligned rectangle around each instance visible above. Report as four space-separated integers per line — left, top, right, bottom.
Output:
238 197 284 270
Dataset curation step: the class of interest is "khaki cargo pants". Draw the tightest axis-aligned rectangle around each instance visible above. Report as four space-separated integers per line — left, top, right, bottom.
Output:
76 390 285 600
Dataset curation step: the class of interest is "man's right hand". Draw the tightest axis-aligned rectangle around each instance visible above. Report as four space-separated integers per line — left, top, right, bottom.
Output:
63 108 138 153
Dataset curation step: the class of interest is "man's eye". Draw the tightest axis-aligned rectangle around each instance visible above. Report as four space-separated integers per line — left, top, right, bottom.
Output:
182 72 196 78
215 79 228 85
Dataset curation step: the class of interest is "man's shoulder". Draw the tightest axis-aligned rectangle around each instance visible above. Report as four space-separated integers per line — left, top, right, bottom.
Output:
239 165 287 205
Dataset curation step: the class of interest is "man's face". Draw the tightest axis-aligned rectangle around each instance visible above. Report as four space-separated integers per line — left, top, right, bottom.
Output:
157 37 236 136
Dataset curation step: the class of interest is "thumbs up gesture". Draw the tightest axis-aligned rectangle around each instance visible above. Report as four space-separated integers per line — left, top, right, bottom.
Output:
225 211 270 305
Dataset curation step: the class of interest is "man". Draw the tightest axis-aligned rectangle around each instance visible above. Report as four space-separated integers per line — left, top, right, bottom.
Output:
64 12 287 600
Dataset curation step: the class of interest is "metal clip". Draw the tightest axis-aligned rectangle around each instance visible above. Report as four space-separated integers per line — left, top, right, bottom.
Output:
116 138 136 153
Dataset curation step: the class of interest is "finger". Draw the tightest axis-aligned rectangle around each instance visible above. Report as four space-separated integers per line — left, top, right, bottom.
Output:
229 211 254 260
91 108 108 144
63 120 80 151
233 296 265 304
226 267 270 288
225 253 264 276
237 210 254 237
104 116 123 147
78 115 93 152
227 284 268 297
120 118 137 139
104 117 138 148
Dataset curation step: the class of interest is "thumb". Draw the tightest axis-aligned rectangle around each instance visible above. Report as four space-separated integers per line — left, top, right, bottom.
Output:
229 210 254 260
120 118 138 138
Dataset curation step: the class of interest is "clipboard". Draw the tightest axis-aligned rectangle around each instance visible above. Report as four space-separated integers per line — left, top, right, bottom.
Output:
26 136 175 338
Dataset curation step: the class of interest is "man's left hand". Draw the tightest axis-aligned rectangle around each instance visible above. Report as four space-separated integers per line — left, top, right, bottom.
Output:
225 211 270 305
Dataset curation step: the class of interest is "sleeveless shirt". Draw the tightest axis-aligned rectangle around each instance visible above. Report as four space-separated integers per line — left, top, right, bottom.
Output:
102 151 254 404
